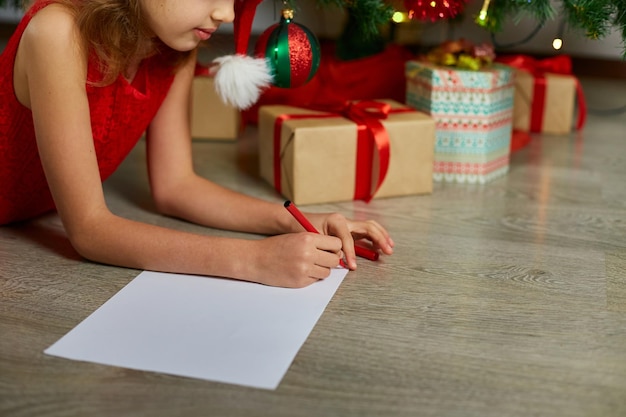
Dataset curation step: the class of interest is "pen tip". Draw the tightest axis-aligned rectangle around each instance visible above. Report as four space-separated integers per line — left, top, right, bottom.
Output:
284 200 291 208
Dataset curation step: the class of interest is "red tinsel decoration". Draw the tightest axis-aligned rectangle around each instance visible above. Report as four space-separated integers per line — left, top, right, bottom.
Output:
405 0 467 22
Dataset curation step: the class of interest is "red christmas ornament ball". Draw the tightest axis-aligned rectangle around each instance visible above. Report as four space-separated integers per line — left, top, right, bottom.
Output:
405 0 468 22
255 12 321 89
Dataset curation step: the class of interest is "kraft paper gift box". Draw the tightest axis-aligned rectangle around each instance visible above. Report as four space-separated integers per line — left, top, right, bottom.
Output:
405 61 514 184
511 70 578 135
495 55 586 135
258 100 435 205
190 66 240 141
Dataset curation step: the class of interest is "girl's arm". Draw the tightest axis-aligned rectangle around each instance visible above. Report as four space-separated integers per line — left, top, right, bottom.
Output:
22 6 392 287
146 50 394 270
145 49 295 236
19 6 346 287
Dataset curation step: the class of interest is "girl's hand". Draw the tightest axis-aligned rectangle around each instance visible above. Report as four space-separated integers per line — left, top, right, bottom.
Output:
308 212 394 270
253 233 344 288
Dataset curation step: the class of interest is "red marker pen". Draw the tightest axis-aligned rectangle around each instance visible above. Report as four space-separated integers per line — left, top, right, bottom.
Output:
284 200 347 268
354 243 380 261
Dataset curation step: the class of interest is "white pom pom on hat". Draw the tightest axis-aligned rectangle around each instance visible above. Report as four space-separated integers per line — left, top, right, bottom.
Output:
213 54 272 110
212 0 272 110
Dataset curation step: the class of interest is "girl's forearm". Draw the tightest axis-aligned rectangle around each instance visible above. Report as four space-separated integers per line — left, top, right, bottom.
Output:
152 174 301 235
69 211 263 280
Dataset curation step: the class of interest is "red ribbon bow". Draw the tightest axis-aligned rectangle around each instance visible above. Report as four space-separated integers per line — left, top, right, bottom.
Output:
496 55 587 132
498 55 573 75
273 101 413 202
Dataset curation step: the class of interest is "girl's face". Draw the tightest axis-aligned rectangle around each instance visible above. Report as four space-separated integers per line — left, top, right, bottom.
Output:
140 0 235 51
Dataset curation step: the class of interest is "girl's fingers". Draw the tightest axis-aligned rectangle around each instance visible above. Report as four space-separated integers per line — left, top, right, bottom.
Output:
309 264 333 280
315 247 342 268
351 220 394 255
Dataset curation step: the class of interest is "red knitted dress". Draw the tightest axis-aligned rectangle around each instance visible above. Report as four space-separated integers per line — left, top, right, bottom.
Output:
0 0 176 225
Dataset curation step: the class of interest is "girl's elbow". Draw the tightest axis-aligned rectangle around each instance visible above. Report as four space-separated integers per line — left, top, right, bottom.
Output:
62 212 112 262
150 180 191 217
66 229 98 261
151 189 179 216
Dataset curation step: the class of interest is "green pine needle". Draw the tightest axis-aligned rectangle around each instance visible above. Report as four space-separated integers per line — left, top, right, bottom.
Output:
563 0 608 37
484 0 625 56
314 0 394 37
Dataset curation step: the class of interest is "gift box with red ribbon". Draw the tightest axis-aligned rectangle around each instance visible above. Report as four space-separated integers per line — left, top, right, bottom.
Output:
496 55 586 135
191 64 240 141
258 100 435 205
405 60 515 184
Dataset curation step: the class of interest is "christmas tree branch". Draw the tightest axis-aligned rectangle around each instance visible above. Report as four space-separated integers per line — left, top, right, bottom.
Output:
563 0 615 39
296 0 394 38
482 0 626 57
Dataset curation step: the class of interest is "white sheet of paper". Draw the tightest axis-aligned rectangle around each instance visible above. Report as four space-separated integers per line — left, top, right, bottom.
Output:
44 268 348 390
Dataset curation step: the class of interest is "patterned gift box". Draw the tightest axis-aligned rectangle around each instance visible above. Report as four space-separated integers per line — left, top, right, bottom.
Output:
258 100 435 205
405 60 514 184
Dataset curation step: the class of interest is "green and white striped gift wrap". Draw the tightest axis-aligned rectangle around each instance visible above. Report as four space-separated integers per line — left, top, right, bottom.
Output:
405 61 515 184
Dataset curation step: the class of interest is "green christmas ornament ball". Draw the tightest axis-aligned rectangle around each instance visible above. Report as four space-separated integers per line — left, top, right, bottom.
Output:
255 9 321 89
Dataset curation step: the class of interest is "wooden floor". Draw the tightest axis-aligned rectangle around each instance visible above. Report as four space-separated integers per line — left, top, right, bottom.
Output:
1 77 626 416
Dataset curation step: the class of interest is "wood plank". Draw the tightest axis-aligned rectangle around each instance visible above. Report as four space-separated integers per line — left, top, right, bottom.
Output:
1 75 625 417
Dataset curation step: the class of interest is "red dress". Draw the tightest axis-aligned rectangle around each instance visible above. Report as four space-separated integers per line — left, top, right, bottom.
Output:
0 0 176 225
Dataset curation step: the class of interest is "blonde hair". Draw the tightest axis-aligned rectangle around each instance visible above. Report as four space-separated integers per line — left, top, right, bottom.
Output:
49 0 191 84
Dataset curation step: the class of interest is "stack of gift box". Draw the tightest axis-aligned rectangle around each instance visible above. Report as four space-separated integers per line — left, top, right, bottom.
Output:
404 41 585 184
190 40 585 205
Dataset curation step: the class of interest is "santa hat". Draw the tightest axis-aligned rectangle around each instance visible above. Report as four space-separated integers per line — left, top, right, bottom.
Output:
212 0 273 110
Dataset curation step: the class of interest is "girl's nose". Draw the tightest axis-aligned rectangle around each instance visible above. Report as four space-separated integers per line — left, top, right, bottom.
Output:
212 0 235 24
